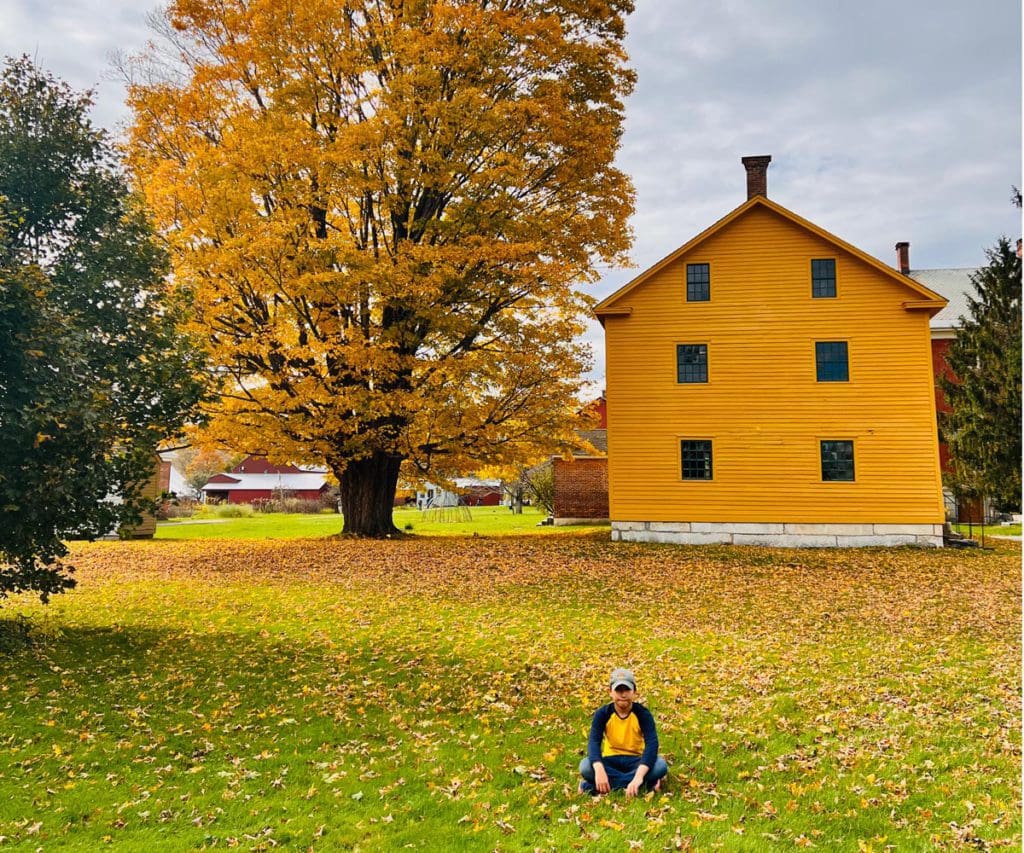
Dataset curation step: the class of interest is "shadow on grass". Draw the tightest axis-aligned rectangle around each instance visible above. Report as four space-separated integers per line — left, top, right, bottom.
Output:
0 609 554 731
0 614 161 661
0 613 37 653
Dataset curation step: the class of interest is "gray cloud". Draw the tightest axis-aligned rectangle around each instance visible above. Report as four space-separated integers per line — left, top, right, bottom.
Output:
2 0 1019 391
0 0 151 132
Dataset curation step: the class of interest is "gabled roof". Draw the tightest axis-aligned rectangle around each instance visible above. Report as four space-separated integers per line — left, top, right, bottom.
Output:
417 478 503 493
576 428 608 455
229 455 329 475
595 195 947 319
454 478 502 489
201 472 328 492
906 268 978 330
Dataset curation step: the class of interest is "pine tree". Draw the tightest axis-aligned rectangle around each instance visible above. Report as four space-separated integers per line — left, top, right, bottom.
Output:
939 237 1022 511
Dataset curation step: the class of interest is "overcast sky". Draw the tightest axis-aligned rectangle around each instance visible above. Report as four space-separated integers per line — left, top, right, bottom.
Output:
2 0 1020 388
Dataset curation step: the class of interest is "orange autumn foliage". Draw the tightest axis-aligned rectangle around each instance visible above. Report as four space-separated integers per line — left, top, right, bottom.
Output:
125 0 636 534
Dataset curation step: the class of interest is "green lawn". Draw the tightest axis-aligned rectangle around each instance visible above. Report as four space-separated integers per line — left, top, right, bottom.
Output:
156 506 597 540
952 523 1022 538
1 537 1019 850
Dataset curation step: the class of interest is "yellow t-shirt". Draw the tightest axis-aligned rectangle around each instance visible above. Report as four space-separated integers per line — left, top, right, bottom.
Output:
601 710 644 757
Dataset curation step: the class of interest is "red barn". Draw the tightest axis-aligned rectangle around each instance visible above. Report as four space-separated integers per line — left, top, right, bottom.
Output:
201 456 330 504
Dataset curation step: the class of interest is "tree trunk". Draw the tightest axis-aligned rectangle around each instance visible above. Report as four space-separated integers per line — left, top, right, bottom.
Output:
337 451 403 537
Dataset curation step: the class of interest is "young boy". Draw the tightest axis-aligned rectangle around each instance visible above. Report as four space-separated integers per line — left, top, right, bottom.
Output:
579 668 668 796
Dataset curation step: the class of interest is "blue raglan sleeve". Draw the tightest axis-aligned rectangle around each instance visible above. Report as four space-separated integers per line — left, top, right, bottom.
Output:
635 704 659 768
587 704 611 764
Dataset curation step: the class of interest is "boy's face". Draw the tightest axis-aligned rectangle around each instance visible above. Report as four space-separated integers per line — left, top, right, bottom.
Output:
609 684 636 714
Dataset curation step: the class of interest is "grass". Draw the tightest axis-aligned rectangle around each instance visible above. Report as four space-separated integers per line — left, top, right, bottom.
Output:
952 522 1021 538
156 505 597 539
0 536 1019 850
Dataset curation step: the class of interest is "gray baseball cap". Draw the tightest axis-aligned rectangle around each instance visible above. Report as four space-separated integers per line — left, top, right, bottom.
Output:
609 668 636 690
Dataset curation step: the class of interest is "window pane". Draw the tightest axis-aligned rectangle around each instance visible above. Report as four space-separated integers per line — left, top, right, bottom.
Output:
676 344 708 383
821 440 854 481
815 341 849 382
686 263 710 301
812 258 836 298
681 440 713 480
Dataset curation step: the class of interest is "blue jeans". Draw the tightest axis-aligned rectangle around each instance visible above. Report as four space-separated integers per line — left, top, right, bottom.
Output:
579 754 668 793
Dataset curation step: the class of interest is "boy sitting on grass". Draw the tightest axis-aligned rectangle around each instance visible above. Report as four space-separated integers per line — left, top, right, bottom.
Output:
579 668 668 796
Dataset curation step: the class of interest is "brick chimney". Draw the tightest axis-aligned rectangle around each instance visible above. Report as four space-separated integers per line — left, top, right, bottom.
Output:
895 241 910 274
741 155 772 199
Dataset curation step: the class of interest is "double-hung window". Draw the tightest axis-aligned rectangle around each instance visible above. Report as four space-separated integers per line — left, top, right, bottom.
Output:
681 440 713 480
676 344 708 384
815 341 849 382
686 263 710 301
821 440 854 481
812 258 836 298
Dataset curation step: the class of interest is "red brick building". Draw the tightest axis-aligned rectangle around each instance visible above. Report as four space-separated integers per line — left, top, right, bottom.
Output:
552 394 610 524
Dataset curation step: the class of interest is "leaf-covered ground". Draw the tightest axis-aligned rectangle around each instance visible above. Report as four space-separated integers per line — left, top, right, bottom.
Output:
1 536 1019 850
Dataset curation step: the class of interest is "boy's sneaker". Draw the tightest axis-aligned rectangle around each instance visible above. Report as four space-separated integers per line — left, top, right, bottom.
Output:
578 780 595 795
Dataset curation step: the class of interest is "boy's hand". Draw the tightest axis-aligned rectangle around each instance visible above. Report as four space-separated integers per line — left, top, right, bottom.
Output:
625 766 648 798
593 763 610 794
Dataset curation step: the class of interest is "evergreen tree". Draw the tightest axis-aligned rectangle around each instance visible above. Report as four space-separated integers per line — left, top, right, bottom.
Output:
939 237 1022 511
0 57 206 601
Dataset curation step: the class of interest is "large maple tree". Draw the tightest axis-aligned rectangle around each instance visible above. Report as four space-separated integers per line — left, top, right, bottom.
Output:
127 0 635 536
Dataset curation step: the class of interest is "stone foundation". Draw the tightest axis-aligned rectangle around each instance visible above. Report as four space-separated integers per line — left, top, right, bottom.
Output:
611 521 944 548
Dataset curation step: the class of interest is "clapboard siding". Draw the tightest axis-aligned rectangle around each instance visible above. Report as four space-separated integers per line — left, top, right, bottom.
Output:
603 204 944 525
119 455 161 539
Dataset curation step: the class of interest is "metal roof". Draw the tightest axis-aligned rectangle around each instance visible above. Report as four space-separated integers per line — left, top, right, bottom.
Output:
907 268 978 330
201 472 328 492
452 477 502 488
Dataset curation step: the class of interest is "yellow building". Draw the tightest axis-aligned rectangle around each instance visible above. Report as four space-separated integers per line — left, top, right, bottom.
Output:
595 156 948 547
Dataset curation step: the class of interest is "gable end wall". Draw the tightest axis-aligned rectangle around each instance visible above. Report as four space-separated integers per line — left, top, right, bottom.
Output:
603 205 944 533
